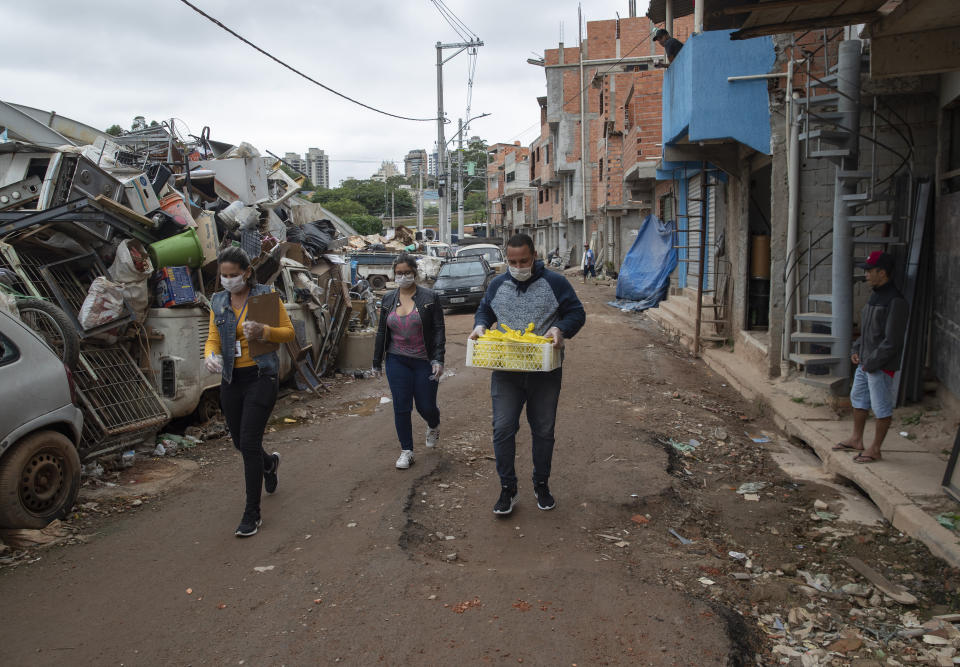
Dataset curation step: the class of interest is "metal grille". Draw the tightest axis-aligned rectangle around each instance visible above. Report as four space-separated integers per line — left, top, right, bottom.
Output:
197 317 210 362
1 248 101 318
74 347 169 447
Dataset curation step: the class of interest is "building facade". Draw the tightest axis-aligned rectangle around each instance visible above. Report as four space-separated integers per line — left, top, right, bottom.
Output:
404 149 428 179
283 148 329 189
372 160 401 182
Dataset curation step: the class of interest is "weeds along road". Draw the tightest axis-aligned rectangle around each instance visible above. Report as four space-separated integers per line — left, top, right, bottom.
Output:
3 279 883 666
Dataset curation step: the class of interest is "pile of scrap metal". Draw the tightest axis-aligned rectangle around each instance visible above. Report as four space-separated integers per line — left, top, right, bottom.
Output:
344 225 417 253
0 102 356 459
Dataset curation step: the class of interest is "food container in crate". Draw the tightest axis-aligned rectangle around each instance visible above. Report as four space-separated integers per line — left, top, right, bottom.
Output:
155 266 197 307
466 338 561 372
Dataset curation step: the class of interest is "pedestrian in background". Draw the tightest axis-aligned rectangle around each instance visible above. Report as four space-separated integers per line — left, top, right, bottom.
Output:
373 254 446 469
471 233 586 514
581 243 596 282
833 251 908 464
653 28 684 64
204 246 295 537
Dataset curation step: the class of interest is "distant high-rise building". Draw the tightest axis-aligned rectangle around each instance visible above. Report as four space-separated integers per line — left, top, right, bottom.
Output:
306 148 329 190
283 148 330 189
372 160 401 182
428 151 439 178
404 149 428 178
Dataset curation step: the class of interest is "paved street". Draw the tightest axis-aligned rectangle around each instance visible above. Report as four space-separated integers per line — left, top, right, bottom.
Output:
0 280 953 665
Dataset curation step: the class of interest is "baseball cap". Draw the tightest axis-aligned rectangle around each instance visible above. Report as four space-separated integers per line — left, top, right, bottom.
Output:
860 250 894 273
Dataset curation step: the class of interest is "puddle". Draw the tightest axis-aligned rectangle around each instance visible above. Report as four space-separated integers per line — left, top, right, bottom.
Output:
327 396 382 417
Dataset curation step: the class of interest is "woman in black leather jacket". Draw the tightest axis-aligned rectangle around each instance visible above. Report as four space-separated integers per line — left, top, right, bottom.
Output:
372 254 446 469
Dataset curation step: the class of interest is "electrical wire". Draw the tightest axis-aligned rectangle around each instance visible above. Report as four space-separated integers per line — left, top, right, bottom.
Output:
433 0 478 40
430 0 469 41
176 0 437 123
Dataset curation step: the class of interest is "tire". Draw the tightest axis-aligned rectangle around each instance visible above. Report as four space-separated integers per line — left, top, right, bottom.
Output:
368 274 387 290
16 298 81 371
0 430 81 529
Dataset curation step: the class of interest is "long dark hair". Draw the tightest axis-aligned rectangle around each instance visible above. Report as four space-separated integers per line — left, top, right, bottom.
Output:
218 246 257 287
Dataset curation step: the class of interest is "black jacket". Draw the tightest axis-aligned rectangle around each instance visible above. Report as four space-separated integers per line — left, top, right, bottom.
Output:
373 286 446 368
851 282 908 373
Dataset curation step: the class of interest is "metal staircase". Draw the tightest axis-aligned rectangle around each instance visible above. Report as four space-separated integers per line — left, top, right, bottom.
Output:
786 39 913 392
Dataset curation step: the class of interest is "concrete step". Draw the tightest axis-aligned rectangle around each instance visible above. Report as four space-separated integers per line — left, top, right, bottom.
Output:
798 374 847 391
806 111 846 123
841 192 871 203
810 148 852 159
789 352 844 366
799 129 849 144
809 293 833 303
852 236 904 245
849 214 894 225
837 170 872 180
790 332 838 344
795 312 834 323
799 93 840 107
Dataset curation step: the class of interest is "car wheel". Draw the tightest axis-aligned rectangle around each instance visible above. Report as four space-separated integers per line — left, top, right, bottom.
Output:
0 430 81 529
15 299 81 371
369 275 387 290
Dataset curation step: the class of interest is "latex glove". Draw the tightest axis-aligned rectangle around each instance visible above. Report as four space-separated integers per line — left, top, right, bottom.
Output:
242 320 265 341
851 353 860 365
546 326 565 349
469 325 487 340
204 353 223 374
430 362 443 381
371 365 382 378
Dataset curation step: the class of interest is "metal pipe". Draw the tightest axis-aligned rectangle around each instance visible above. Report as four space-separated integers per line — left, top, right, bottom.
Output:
665 0 674 36
436 42 447 244
579 4 589 251
694 0 703 33
782 98 801 371
831 40 862 389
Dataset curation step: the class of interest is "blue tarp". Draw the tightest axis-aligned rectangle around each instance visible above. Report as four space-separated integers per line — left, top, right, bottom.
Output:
608 213 677 312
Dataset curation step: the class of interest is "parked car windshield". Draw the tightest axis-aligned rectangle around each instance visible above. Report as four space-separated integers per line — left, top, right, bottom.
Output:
458 247 502 263
439 261 487 278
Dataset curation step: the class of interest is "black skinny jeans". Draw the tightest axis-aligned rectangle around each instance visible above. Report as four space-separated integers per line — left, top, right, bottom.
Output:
220 366 278 515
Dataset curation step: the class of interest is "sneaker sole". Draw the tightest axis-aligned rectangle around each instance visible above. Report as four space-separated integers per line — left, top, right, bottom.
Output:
493 496 518 515
265 452 280 495
235 519 263 537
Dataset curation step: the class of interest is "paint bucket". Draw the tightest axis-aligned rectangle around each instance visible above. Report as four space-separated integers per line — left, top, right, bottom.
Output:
148 228 204 269
159 192 196 228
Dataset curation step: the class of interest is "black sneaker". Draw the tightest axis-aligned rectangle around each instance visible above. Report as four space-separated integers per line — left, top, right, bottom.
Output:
534 482 556 510
235 510 262 537
264 452 280 495
493 486 518 515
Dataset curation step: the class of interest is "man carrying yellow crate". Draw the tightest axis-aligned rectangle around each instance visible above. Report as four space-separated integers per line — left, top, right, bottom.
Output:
470 233 586 515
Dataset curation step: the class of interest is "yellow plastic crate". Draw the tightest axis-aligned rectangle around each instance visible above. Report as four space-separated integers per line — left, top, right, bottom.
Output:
466 338 561 372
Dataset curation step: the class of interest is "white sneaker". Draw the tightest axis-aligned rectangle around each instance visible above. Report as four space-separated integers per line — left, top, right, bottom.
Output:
396 450 415 469
425 427 439 448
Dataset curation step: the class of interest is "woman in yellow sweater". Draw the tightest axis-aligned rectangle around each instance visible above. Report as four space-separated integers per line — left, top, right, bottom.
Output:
204 246 295 537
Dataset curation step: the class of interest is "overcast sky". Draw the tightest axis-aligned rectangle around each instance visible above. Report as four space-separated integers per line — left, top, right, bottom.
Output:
3 0 651 186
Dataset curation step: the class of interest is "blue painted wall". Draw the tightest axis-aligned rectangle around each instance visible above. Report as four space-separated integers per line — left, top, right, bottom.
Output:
661 30 776 155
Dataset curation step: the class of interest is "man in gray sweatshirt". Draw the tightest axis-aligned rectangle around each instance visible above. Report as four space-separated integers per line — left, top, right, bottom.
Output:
834 252 908 464
471 233 586 514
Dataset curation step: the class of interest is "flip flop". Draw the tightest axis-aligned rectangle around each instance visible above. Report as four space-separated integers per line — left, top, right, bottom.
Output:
853 453 880 464
832 442 863 452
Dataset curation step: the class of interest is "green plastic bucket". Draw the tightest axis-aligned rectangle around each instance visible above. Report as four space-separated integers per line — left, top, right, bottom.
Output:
148 228 204 269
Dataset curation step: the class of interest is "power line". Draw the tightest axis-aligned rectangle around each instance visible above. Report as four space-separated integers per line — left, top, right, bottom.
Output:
176 0 437 123
432 0 478 40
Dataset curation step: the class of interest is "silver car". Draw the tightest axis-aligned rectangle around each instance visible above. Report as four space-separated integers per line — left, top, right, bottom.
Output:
0 309 83 528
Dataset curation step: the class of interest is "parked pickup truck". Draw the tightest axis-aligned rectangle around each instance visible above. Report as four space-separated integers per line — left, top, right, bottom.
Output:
348 251 401 290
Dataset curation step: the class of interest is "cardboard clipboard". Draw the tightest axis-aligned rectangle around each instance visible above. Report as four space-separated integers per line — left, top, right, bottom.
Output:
246 291 281 357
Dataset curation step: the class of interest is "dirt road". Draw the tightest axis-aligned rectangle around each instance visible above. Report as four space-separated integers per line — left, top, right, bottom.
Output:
1 280 954 665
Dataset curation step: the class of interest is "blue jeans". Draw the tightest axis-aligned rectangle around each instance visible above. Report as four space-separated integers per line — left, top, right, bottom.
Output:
491 368 563 488
385 353 440 450
850 365 894 419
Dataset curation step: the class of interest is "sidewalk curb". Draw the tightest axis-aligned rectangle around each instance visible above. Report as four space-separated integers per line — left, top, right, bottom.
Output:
699 346 960 569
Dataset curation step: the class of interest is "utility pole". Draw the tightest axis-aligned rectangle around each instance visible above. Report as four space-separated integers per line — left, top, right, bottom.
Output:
578 5 589 253
436 38 483 245
457 118 465 237
391 191 395 227
417 168 424 233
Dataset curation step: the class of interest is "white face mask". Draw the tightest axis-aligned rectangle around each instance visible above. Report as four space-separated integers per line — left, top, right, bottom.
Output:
221 274 247 293
396 274 416 289
509 266 533 282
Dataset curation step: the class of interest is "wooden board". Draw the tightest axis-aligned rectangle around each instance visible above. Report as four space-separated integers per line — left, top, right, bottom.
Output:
246 291 281 357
